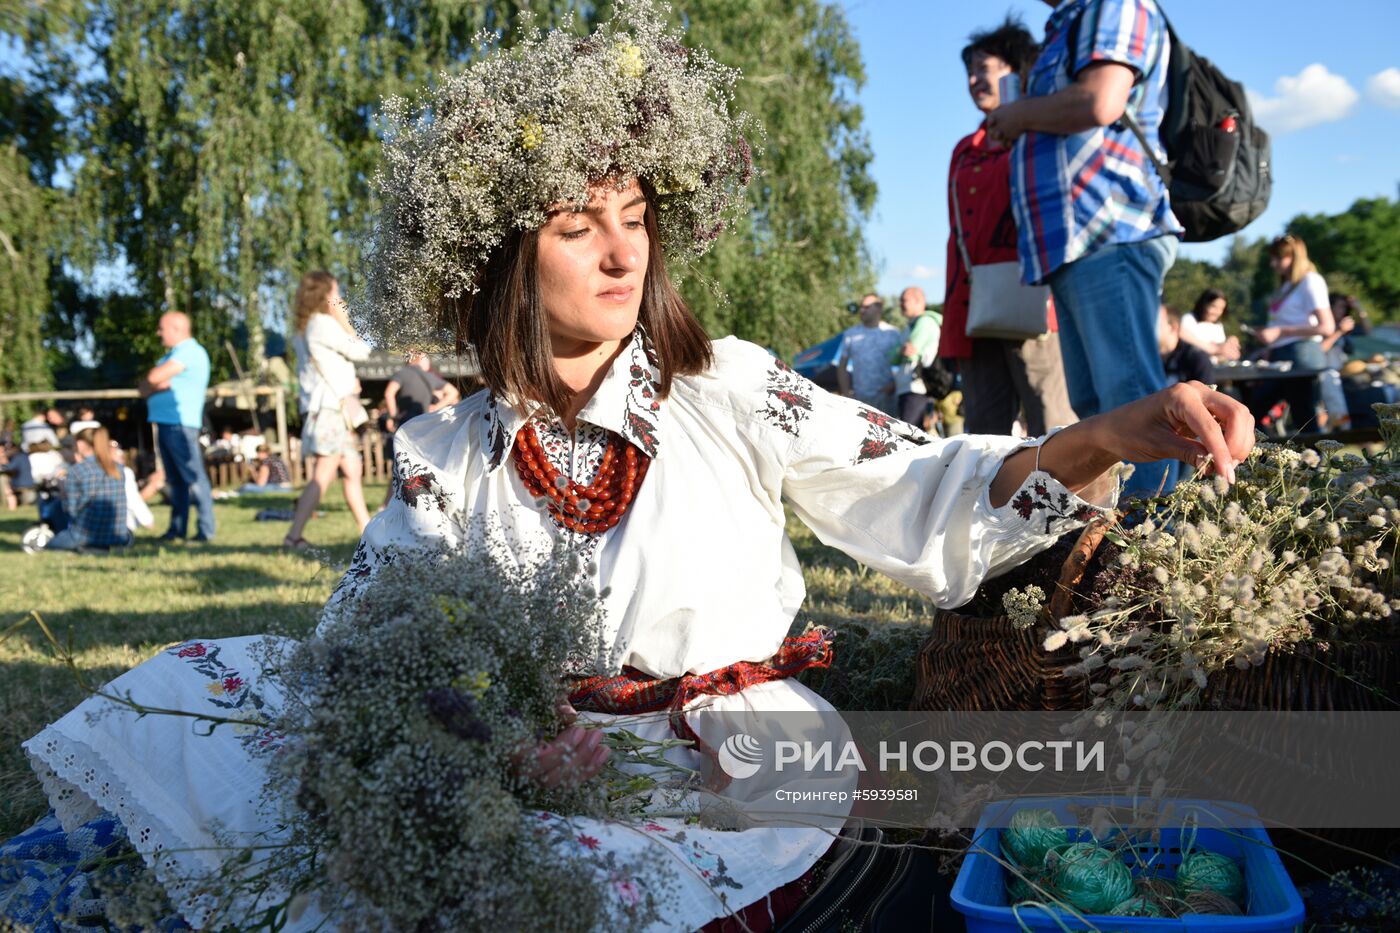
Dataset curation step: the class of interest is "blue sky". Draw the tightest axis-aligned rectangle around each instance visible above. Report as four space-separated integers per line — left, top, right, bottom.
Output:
843 0 1400 299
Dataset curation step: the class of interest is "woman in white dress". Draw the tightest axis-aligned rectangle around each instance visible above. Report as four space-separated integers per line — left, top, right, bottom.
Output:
4 8 1255 931
283 271 374 548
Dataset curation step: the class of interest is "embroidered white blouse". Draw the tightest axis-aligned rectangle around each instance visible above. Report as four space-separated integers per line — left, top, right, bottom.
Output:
328 331 1111 667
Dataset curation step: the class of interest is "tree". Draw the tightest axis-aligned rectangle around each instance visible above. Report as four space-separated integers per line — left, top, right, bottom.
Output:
0 142 54 420
22 2 569 381
1286 197 1400 320
676 0 877 354
15 0 874 387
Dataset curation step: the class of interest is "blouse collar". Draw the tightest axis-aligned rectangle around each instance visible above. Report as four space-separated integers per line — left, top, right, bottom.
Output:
481 327 665 472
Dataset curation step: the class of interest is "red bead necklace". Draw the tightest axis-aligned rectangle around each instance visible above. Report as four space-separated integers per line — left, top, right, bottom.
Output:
511 421 650 535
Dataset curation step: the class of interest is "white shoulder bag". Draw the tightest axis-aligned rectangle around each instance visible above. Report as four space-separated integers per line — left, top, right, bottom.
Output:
951 152 1050 341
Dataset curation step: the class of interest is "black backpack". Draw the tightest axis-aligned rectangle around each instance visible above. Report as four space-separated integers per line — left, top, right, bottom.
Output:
1071 3 1272 242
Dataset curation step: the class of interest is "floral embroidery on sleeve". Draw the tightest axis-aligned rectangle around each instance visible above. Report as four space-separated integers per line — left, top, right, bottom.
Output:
394 453 450 512
758 360 814 436
851 405 930 464
1008 472 1102 535
329 539 398 609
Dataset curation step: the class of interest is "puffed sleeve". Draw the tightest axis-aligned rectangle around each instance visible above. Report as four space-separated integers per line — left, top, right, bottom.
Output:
308 313 372 364
318 412 464 631
775 365 1116 608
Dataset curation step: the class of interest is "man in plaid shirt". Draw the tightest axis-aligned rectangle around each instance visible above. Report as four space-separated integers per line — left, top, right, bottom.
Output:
986 0 1183 495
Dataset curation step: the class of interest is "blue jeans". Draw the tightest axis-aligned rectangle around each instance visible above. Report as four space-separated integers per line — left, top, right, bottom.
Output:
156 423 216 540
1047 235 1179 498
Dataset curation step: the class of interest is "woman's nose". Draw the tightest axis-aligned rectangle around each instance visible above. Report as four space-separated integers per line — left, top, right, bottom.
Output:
601 225 640 272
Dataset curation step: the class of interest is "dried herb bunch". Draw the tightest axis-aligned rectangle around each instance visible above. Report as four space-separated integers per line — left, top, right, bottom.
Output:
260 533 683 932
1043 409 1400 724
361 0 757 350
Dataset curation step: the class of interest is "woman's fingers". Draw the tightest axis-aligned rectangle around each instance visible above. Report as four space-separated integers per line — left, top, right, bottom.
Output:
1164 383 1254 482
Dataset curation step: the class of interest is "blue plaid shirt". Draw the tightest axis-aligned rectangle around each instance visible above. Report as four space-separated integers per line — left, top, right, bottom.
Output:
1010 0 1182 285
62 457 130 548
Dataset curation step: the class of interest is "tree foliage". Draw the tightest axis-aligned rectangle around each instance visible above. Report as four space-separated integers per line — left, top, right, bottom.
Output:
0 140 54 421
1285 197 1400 320
4 0 874 392
675 0 876 354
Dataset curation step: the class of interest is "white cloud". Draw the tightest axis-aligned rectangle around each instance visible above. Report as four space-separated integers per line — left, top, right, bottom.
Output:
1247 64 1359 134
908 264 939 280
1335 153 1362 164
1366 67 1400 109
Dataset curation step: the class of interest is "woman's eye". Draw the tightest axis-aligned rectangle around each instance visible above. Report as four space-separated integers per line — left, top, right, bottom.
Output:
561 228 588 240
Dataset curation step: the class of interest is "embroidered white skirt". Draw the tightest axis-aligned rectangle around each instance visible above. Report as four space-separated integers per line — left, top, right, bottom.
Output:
24 635 852 931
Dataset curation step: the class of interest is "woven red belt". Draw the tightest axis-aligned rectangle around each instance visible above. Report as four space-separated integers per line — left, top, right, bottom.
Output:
567 629 834 790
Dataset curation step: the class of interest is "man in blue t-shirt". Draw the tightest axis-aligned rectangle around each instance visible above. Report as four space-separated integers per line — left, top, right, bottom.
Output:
140 311 216 541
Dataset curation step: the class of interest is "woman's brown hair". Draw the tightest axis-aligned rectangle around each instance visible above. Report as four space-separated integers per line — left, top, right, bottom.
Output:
442 179 714 416
76 426 121 480
1269 234 1315 287
293 270 338 334
1191 287 1228 320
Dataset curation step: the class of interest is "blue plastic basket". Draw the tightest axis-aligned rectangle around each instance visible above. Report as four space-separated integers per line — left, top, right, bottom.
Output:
950 798 1305 932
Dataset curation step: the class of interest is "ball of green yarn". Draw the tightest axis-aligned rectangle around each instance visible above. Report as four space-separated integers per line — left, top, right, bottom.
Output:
1006 873 1038 904
1109 895 1167 917
1176 850 1245 906
1001 808 1068 871
1184 889 1245 916
1048 842 1136 914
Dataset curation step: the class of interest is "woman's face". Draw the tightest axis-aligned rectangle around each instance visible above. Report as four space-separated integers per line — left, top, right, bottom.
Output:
1202 297 1227 323
968 51 1014 114
537 178 649 356
1269 252 1292 278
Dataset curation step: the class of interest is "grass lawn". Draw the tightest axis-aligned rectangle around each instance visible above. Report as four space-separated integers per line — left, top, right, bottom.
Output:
0 484 935 840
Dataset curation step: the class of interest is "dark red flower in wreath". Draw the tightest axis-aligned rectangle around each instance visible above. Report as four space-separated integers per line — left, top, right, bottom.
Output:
578 833 601 850
178 643 207 658
1011 490 1039 521
223 676 245 694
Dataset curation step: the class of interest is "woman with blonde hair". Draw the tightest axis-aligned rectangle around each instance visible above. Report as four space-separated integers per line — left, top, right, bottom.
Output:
1251 234 1335 431
45 426 132 551
283 270 373 549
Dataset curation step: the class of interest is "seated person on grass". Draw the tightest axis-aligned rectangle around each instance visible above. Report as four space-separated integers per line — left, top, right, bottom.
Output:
239 444 293 494
45 426 132 552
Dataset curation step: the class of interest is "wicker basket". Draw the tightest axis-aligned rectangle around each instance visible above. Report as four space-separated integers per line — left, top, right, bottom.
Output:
911 519 1399 713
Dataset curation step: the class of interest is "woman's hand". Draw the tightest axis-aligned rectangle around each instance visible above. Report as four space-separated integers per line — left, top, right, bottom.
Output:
989 383 1254 507
1086 381 1255 483
1256 325 1282 345
515 699 610 790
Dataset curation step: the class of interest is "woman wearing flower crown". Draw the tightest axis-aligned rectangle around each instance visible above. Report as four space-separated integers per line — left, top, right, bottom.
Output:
5 4 1254 931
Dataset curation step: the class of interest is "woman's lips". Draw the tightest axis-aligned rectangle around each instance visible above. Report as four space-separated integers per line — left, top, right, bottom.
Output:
597 286 634 302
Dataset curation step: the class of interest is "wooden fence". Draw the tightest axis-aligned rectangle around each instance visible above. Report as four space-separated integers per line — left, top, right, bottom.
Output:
130 429 397 492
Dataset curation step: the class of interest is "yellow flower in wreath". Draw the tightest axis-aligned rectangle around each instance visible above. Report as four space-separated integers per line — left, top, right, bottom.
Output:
519 116 544 151
617 42 645 79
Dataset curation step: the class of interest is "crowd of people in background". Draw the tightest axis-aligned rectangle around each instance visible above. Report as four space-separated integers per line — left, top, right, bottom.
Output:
0 270 471 555
824 6 1383 497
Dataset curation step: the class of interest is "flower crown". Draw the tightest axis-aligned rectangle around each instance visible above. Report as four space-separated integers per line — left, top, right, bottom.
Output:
360 0 757 350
